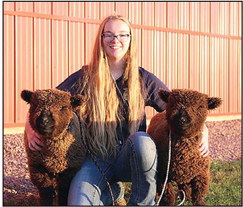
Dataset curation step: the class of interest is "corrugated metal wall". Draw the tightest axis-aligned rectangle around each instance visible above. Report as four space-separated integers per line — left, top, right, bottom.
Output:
4 2 241 127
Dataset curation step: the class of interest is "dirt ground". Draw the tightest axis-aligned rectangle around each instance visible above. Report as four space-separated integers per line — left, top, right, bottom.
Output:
3 119 241 205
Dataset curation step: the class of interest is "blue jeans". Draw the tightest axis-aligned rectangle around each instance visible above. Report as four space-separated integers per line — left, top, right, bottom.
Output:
68 131 158 205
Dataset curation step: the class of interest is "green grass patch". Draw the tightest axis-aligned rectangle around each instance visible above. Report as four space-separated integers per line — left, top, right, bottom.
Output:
124 159 242 206
4 160 241 206
205 159 242 206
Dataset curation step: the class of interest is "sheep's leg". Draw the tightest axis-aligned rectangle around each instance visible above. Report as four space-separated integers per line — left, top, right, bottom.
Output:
57 169 77 205
178 183 192 202
29 165 56 205
157 181 176 206
39 186 56 205
190 174 209 206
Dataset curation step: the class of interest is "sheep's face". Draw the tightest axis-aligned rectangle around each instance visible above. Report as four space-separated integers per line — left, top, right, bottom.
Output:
21 89 82 137
158 89 222 137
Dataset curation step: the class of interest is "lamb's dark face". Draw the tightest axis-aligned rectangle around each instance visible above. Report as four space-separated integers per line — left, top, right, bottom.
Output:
158 89 222 137
21 89 82 137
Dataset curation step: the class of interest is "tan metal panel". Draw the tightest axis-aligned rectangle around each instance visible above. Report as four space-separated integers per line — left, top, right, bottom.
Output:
15 15 34 123
69 22 85 74
3 2 15 11
85 2 100 19
141 30 154 71
237 40 241 113
229 2 240 36
218 38 229 113
69 2 85 74
142 2 154 26
100 2 115 19
238 2 242 37
154 2 167 28
129 2 142 25
154 31 167 85
167 2 179 29
166 32 178 89
85 24 99 64
34 2 51 14
211 2 220 34
177 34 189 88
4 14 15 124
178 2 190 30
219 2 230 35
228 40 238 113
16 2 34 12
34 9 52 90
115 2 129 17
52 19 69 87
200 2 210 33
3 2 242 127
51 2 69 87
53 2 68 15
189 35 200 91
209 37 221 114
133 28 142 67
190 2 200 32
229 39 241 113
69 2 85 18
199 36 210 94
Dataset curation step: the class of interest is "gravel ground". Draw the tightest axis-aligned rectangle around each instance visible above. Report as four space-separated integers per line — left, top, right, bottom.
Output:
3 119 241 205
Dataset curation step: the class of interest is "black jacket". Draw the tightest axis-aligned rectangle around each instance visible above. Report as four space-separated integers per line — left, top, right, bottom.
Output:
57 66 169 143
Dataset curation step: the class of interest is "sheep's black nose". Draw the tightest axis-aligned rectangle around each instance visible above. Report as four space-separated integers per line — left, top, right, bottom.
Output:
38 111 52 125
174 109 191 127
36 110 54 134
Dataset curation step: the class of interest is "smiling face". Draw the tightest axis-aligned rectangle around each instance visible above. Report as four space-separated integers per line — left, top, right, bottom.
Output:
102 19 131 62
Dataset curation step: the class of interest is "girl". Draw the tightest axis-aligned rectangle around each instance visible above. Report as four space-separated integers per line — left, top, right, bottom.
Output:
25 15 209 205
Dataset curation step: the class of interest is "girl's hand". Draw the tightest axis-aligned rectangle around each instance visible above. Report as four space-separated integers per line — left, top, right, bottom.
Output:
25 114 44 151
199 124 209 157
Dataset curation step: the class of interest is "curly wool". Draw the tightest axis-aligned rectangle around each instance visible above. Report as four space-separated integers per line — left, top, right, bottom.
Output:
147 88 221 206
22 89 86 206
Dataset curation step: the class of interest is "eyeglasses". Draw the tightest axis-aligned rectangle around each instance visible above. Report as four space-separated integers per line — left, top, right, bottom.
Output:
102 33 131 42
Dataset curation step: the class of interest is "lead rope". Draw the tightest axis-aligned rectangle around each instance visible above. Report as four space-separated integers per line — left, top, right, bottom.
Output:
74 111 115 206
155 130 185 206
155 130 172 206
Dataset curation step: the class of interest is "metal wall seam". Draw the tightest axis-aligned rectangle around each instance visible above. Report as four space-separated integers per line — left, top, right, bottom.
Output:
100 2 115 20
69 2 85 70
129 2 142 25
15 2 34 123
34 2 52 90
199 36 210 94
154 2 166 28
167 2 178 29
52 3 69 88
200 2 210 33
115 2 129 18
4 14 15 124
237 40 241 113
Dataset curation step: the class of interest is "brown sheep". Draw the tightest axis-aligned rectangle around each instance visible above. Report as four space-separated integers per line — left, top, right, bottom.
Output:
147 88 222 206
21 89 86 206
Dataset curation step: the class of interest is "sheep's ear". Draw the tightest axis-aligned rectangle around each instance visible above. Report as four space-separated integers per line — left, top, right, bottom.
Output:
208 97 222 110
70 94 83 108
158 88 171 103
21 90 33 104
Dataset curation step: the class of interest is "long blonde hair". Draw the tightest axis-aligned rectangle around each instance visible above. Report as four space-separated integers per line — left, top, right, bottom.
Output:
80 15 145 159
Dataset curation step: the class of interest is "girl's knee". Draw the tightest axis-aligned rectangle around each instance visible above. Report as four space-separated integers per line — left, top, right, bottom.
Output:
128 132 157 169
129 131 157 154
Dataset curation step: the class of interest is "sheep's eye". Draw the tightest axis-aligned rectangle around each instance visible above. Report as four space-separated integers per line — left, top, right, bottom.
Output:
60 106 67 111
